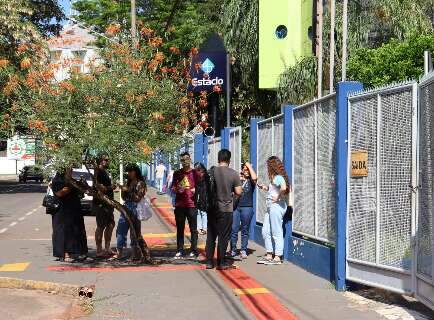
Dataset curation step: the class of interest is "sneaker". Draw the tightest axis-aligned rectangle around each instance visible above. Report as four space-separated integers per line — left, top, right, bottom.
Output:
264 259 283 265
230 250 237 257
240 250 248 259
205 260 215 269
257 256 272 264
188 252 198 259
174 251 183 259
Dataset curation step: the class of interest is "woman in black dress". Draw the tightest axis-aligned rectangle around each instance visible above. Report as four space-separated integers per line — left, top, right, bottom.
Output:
51 168 88 262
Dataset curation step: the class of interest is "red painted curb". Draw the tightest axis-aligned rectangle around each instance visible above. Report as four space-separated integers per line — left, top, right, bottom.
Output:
47 265 205 272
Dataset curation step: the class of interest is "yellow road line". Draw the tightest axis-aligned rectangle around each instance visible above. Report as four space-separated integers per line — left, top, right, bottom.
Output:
0 262 30 272
233 288 270 295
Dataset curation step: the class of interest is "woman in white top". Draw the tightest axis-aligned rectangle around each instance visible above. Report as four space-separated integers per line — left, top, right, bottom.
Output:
257 156 290 265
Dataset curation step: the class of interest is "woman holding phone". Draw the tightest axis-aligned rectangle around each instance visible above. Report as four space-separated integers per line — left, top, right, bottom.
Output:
256 156 290 265
230 162 257 259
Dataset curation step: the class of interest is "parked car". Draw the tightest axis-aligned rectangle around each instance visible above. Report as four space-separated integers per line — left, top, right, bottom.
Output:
19 165 44 183
46 167 95 216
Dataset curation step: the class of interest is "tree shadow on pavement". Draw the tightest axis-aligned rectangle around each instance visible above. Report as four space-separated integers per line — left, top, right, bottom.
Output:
0 180 46 194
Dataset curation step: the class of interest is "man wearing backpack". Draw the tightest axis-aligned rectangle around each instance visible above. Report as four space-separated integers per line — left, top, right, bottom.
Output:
205 149 243 270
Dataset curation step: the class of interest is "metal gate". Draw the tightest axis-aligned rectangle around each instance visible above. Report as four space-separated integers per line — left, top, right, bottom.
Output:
207 136 221 169
416 73 434 309
292 93 337 243
346 82 418 294
229 127 242 173
256 115 284 223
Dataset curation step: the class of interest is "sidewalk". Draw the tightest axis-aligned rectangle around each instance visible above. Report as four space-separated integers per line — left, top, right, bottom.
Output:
148 189 432 320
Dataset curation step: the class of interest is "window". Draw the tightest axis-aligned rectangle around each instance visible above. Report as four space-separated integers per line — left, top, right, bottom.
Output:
0 140 6 157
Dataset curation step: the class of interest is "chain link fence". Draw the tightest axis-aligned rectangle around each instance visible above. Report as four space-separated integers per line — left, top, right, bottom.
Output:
207 137 221 169
256 115 284 223
229 127 242 173
347 83 416 276
292 93 337 243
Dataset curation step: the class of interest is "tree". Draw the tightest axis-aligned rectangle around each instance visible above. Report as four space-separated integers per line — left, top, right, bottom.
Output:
28 0 65 37
0 26 213 261
347 34 434 87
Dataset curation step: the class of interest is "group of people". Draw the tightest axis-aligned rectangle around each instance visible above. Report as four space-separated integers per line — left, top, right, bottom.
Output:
49 149 290 268
168 148 290 269
50 154 148 262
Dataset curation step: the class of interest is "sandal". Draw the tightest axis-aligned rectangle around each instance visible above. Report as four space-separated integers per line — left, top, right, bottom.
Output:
63 257 75 263
257 256 273 264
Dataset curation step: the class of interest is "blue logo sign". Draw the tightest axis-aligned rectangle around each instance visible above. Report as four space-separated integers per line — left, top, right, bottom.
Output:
201 58 215 74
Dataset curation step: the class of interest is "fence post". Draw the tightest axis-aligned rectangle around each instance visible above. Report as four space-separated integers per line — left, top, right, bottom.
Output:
222 127 231 150
335 81 363 291
283 105 295 261
194 134 205 164
249 117 261 240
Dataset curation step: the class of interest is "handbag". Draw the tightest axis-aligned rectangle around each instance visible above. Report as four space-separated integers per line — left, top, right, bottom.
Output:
42 193 61 215
136 198 152 221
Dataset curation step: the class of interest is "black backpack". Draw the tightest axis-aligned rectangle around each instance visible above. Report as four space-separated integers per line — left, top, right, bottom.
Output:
207 166 218 211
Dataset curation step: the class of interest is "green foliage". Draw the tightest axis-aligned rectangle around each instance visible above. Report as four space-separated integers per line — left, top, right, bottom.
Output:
347 35 434 87
28 0 64 37
277 57 317 105
73 0 220 53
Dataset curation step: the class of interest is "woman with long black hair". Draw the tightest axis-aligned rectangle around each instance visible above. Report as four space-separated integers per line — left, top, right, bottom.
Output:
114 164 147 260
256 156 290 265
51 168 88 262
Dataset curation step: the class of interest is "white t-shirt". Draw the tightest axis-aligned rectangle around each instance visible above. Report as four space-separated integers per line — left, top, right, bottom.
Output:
155 164 166 179
266 175 287 207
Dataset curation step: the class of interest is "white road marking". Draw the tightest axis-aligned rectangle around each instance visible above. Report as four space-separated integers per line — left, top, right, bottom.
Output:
18 217 25 221
0 228 7 233
9 222 17 227
26 212 33 216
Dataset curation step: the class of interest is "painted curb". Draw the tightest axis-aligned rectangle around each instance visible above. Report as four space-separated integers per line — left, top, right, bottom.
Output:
0 276 81 296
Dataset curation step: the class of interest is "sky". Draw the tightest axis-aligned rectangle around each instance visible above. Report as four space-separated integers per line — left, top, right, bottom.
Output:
58 0 72 19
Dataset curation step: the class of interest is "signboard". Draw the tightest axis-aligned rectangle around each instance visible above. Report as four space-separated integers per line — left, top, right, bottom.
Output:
188 51 227 93
7 136 35 160
351 151 368 177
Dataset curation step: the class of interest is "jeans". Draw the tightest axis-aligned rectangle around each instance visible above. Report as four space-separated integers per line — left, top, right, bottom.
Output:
116 201 141 248
206 211 233 266
231 206 253 252
174 207 198 253
262 202 286 256
156 178 164 193
197 210 207 231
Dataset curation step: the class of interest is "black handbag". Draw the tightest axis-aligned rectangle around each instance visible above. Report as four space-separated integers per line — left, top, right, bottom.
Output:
42 194 61 215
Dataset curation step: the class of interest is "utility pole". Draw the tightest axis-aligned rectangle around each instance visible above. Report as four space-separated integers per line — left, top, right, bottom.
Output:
317 0 323 98
131 0 137 48
342 0 348 81
329 0 335 93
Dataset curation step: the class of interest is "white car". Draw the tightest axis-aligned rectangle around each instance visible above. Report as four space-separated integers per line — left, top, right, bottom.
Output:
46 167 95 216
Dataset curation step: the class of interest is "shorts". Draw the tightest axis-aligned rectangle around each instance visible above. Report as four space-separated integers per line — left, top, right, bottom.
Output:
94 203 115 229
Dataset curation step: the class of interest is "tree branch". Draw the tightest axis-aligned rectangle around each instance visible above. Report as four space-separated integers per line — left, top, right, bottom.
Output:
163 0 183 34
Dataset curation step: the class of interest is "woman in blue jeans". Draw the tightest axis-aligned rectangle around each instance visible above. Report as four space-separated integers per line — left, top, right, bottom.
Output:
230 162 257 259
257 156 290 265
114 164 147 260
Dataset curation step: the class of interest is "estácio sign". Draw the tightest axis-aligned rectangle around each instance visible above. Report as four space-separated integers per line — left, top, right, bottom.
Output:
188 52 227 93
351 150 368 177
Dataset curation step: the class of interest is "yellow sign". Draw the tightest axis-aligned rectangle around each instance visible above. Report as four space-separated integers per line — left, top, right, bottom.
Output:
351 151 368 177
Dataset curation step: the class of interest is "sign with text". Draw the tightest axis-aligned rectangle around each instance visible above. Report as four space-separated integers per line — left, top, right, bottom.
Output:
188 52 227 93
7 136 35 160
351 151 368 177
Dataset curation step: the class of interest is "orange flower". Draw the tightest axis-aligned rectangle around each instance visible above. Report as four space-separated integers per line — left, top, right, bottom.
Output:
146 90 155 97
200 91 207 98
164 124 174 133
20 58 31 69
0 59 9 68
154 52 165 62
33 100 45 111
125 91 135 103
148 59 159 72
58 81 76 92
179 97 190 105
17 44 29 54
3 113 10 121
151 112 164 122
199 98 208 108
3 76 20 96
140 27 154 38
106 24 121 36
190 48 199 55
137 140 152 155
188 92 194 98
180 117 189 127
161 66 168 73
148 37 163 48
194 63 201 72
169 46 180 55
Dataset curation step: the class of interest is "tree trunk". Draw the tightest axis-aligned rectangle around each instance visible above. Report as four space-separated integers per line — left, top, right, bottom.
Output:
65 168 152 263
